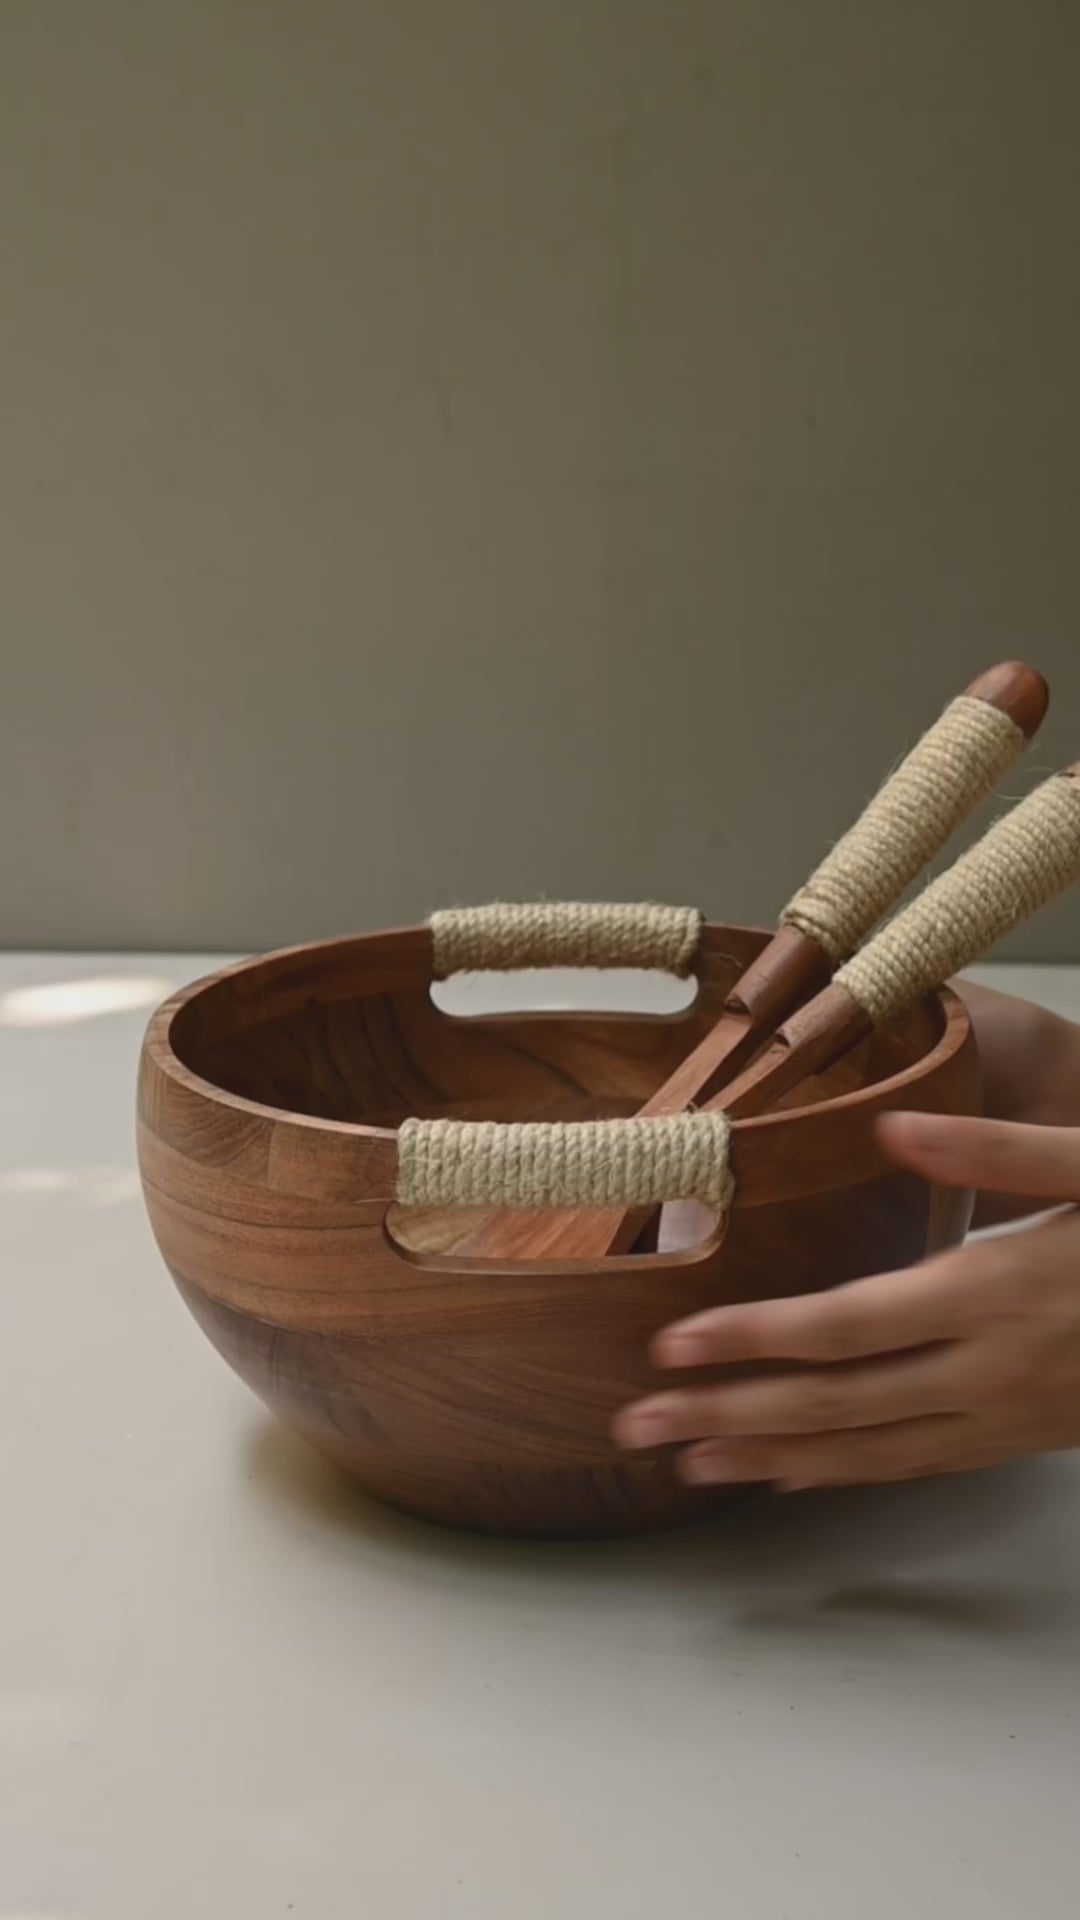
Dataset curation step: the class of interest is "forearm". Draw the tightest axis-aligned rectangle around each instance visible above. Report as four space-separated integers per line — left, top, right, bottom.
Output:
957 981 1080 1223
959 982 1080 1128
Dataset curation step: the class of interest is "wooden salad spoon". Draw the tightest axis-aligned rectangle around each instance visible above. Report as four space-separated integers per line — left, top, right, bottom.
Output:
458 662 1048 1261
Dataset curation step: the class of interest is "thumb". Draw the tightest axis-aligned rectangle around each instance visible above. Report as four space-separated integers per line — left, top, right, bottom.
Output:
878 1111 1080 1204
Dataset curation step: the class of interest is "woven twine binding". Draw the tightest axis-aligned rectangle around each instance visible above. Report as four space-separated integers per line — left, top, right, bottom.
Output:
417 902 720 1212
782 695 1026 961
412 751 1080 1209
429 901 703 979
837 773 1080 1026
397 1112 734 1213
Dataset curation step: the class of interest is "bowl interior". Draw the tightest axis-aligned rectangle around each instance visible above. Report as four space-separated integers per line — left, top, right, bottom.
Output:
167 928 947 1132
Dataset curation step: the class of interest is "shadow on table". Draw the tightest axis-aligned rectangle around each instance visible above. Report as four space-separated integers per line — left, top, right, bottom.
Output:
244 1416 1080 1649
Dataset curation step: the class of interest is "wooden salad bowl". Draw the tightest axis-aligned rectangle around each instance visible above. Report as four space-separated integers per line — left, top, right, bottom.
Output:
137 922 980 1537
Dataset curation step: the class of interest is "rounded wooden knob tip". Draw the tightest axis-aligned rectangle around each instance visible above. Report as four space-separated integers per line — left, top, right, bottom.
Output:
966 661 1049 739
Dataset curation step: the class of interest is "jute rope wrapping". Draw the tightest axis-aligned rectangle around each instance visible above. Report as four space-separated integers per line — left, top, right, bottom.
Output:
781 695 1026 961
429 902 703 978
397 1112 734 1212
837 773 1080 1027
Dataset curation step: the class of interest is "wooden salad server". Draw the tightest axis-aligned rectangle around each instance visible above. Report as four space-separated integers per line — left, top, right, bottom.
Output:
459 661 1048 1261
717 760 1080 1123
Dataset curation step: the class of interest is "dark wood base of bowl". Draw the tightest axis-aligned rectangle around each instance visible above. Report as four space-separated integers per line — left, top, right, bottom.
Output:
175 1274 721 1537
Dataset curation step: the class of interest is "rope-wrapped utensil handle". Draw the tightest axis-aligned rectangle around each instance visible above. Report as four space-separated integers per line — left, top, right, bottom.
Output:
780 664 1045 964
722 764 1080 1120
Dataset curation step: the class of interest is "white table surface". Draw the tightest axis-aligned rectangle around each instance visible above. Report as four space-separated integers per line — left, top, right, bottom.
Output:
4 953 1080 1918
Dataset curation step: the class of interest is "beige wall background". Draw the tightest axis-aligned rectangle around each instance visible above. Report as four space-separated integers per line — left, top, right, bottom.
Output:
2 0 1079 957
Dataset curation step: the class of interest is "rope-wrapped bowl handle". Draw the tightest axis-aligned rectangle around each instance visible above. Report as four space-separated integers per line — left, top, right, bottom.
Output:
397 1111 734 1213
419 903 724 1214
429 902 703 979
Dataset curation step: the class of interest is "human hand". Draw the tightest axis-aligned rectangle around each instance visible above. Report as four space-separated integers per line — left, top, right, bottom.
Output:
614 1110 1080 1489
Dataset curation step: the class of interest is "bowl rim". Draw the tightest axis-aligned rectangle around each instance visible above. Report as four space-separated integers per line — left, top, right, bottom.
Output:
139 923 976 1213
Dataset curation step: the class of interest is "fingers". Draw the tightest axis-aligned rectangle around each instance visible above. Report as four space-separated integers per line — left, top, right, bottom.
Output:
879 1111 1080 1203
650 1250 975 1373
613 1346 964 1450
676 1416 972 1489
